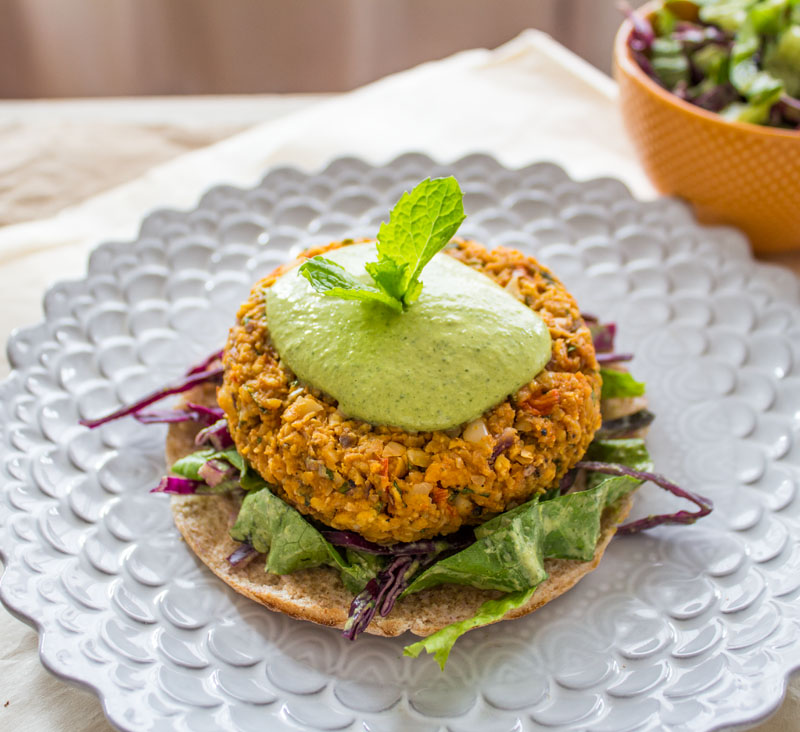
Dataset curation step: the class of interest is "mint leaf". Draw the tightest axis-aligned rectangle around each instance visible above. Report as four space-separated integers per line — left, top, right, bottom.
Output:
299 256 402 312
368 177 466 306
296 178 465 309
600 368 646 399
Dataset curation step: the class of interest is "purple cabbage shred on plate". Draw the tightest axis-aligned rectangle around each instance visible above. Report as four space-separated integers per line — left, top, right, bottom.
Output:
575 459 713 533
133 403 224 425
79 351 224 429
195 419 234 450
227 543 257 567
151 476 205 495
343 556 423 640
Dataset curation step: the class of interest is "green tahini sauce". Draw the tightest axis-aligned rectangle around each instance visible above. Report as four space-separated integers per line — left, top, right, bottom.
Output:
265 242 552 432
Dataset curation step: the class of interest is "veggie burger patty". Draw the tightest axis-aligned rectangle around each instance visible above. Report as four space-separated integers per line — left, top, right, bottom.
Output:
218 238 601 544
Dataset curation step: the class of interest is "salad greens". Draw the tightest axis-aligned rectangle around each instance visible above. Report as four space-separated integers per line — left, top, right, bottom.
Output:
403 439 653 668
403 588 538 669
600 367 647 399
401 441 651 598
625 0 800 128
172 447 383 592
299 177 466 310
170 436 656 669
230 488 381 593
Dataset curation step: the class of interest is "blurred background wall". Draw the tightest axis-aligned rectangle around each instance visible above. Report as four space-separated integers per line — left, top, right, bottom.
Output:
0 0 646 98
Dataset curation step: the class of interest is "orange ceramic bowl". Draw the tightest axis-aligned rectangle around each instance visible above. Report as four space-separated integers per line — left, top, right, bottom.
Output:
613 3 800 253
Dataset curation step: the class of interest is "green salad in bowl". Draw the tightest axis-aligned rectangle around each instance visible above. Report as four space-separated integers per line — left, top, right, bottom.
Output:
624 0 800 127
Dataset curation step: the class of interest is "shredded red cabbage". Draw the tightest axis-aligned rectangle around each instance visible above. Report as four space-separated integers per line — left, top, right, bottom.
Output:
575 460 713 533
343 556 420 640
597 409 655 439
589 322 616 353
779 95 800 125
322 530 470 556
150 476 204 495
79 365 223 429
584 312 624 358
596 352 633 364
559 468 577 494
186 402 225 421
619 1 655 52
227 542 257 566
186 349 224 376
195 419 234 450
134 409 203 424
133 403 224 425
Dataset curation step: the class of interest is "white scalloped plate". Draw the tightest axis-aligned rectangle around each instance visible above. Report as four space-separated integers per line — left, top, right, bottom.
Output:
2 153 799 732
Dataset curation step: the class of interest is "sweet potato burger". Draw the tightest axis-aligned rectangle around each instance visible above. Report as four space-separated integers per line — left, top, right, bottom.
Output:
82 177 711 667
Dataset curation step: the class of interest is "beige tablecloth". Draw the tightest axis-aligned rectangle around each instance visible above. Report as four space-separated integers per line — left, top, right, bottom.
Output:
0 30 797 732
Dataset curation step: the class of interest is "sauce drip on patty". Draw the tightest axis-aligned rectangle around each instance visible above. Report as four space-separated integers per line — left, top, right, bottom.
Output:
265 242 552 431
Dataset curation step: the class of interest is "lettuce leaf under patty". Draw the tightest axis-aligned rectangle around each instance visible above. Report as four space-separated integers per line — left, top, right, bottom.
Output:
172 447 245 479
230 484 383 593
170 437 655 666
402 439 652 668
403 439 651 597
172 448 382 592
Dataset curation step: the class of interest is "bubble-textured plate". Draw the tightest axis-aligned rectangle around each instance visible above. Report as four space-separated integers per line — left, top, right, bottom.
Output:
1 153 799 732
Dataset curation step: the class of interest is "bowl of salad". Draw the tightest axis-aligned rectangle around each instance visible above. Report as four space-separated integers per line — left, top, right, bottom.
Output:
614 0 800 252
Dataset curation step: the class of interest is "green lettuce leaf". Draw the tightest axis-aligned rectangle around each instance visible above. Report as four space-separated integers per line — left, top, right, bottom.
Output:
404 439 652 596
298 256 402 313
367 176 466 306
749 0 792 35
584 438 654 505
173 447 382 591
699 0 752 32
403 587 537 670
172 447 272 493
403 439 653 666
692 43 730 85
651 37 691 88
600 368 646 399
343 549 386 594
230 487 382 591
728 11 785 109
231 488 332 573
402 506 546 594
171 447 243 480
763 25 800 97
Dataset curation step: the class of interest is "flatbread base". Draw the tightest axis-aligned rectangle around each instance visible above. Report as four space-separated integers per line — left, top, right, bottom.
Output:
167 392 633 638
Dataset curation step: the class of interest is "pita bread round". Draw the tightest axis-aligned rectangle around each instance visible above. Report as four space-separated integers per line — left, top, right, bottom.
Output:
167 388 634 638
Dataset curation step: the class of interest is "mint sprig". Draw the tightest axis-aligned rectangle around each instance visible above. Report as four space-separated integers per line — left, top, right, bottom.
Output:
298 256 403 313
298 177 466 311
